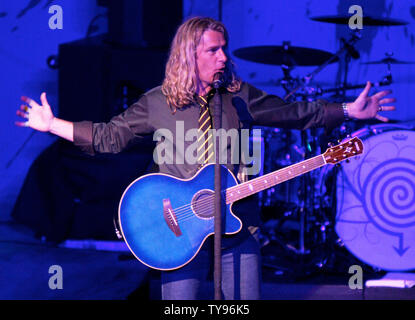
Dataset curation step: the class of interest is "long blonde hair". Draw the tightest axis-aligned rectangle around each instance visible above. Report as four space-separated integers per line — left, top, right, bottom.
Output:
161 17 241 112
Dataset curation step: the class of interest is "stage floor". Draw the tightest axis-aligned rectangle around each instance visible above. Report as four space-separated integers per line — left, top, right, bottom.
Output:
1 221 414 300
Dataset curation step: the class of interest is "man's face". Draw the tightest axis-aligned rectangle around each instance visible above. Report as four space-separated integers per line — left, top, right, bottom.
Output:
195 30 228 91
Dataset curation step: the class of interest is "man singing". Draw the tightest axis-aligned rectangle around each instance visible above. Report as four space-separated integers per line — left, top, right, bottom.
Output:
16 16 395 299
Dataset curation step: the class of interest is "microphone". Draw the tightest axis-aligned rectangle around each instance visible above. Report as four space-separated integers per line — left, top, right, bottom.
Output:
212 72 223 89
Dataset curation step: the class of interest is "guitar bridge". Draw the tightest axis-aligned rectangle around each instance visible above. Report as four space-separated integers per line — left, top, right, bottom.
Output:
162 199 182 237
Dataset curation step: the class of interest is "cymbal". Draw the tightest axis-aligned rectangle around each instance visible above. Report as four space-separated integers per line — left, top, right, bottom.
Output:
310 15 408 26
362 57 415 65
233 45 338 66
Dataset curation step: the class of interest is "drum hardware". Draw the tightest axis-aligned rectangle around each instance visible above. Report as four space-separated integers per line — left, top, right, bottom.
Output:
278 65 392 102
319 77 393 96
233 40 342 99
284 30 361 101
234 14 405 276
361 51 415 88
307 15 407 105
362 52 415 65
234 40 345 267
279 64 297 98
340 34 360 102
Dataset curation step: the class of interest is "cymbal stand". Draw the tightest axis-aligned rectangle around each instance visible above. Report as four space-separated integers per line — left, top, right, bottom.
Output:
274 88 317 260
284 30 361 101
320 75 392 97
296 124 321 257
280 32 362 263
298 130 310 256
341 50 351 99
280 64 297 97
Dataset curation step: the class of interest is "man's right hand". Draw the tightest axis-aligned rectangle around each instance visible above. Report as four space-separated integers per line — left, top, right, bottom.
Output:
16 92 54 132
16 92 74 142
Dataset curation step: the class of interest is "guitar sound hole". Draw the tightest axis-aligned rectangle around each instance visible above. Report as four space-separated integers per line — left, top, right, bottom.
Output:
191 189 214 219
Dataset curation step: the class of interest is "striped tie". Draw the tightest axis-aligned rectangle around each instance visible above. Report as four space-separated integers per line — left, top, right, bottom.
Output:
197 94 214 165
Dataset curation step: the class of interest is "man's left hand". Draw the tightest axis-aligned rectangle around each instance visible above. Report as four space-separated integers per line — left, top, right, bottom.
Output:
347 81 396 122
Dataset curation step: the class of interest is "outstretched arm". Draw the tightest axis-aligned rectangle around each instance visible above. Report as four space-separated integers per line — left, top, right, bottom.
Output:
16 92 74 142
246 80 396 131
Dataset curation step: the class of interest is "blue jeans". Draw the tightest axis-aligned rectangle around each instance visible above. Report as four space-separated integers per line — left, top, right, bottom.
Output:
161 232 261 300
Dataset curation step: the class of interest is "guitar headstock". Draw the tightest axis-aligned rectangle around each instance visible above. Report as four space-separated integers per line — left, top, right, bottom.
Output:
323 137 364 165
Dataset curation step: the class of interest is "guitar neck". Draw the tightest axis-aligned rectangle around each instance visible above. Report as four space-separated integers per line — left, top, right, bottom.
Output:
225 154 326 204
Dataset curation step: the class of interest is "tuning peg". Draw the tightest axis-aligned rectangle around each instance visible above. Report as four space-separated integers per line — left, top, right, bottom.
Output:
328 142 334 147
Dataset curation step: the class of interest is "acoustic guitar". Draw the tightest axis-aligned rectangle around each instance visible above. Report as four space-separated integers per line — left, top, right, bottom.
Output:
118 137 363 270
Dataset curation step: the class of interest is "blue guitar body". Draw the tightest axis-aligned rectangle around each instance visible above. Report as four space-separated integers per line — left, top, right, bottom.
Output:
118 164 242 271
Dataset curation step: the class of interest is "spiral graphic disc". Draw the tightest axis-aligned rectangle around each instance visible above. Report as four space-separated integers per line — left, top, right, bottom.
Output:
364 159 415 231
336 128 415 271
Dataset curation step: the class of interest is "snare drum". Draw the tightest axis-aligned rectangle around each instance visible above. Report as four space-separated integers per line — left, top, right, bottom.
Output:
335 124 415 271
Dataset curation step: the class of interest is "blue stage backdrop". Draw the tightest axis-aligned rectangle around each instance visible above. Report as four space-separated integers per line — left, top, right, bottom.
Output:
1 0 414 245
1 1 108 221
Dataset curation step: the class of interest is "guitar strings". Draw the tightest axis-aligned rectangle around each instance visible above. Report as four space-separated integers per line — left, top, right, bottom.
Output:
171 175 292 222
173 190 225 222
171 175 285 222
173 176 272 223
172 179 267 223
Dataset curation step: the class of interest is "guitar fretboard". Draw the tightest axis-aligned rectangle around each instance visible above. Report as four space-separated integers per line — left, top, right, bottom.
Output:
225 154 326 204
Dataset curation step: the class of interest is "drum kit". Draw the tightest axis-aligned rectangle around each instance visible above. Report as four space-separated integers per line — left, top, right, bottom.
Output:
233 15 415 275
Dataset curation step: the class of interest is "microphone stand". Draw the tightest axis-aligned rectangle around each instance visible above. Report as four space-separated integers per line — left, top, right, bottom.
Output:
212 73 223 300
